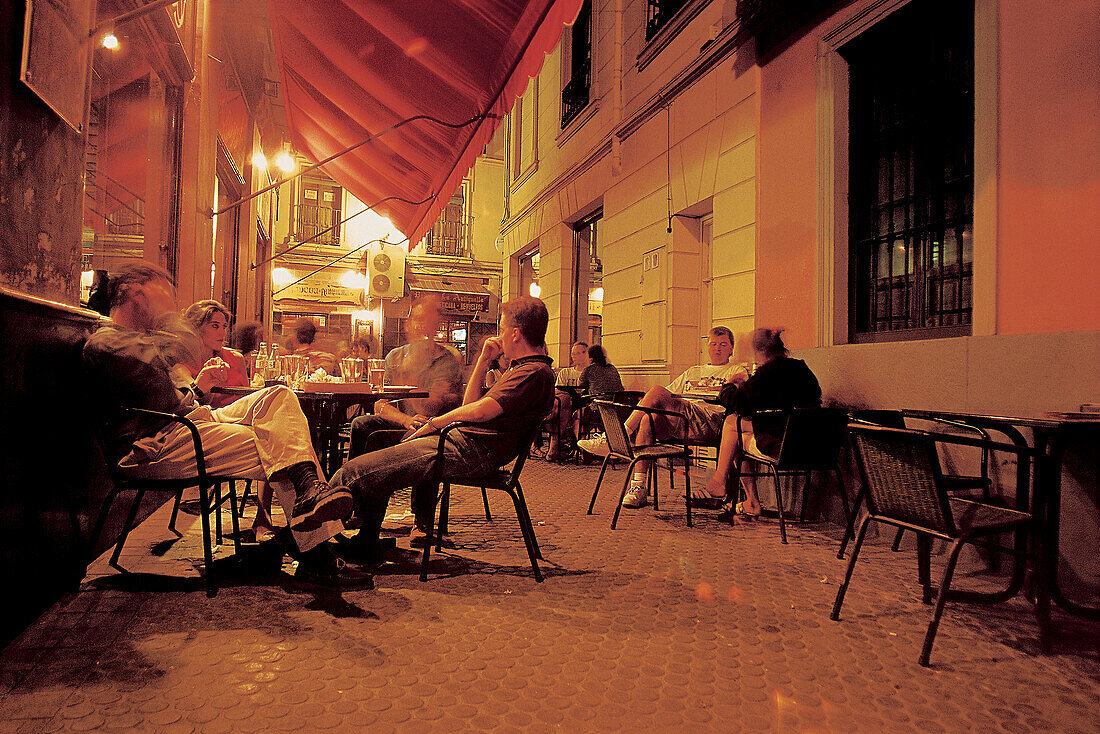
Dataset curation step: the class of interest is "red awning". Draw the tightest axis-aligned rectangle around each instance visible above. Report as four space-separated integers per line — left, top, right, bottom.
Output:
269 0 584 247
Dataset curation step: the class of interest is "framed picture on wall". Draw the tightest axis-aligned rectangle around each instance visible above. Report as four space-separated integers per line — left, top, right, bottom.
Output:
21 0 95 134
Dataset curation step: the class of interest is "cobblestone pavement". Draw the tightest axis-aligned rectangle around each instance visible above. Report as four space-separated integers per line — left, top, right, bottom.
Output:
2 459 1098 732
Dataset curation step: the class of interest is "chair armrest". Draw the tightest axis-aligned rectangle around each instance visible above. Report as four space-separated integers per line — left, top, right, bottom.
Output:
118 407 209 481
594 401 690 449
847 422 1039 459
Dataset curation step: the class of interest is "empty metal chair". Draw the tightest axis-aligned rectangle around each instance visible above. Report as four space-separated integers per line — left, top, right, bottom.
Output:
586 400 694 529
832 423 1034 666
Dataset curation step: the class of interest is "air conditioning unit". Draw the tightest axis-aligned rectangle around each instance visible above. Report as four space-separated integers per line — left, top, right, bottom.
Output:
367 243 406 299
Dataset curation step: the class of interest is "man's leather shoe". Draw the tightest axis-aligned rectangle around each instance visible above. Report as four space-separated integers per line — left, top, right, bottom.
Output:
294 544 374 589
291 480 353 532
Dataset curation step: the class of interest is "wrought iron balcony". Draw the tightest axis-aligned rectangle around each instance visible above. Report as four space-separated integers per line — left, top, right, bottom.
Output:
560 58 591 129
646 0 689 41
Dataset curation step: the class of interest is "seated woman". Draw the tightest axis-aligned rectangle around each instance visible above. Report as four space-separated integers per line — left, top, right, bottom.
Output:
702 327 821 519
183 300 276 541
574 344 624 440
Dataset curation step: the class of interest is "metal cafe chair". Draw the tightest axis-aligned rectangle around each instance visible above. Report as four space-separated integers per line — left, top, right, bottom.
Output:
832 423 1035 666
839 409 994 559
586 400 694 529
89 407 243 597
736 408 851 544
419 420 546 582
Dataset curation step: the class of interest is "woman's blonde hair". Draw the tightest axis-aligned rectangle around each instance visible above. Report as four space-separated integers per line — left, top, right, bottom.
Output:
183 300 232 330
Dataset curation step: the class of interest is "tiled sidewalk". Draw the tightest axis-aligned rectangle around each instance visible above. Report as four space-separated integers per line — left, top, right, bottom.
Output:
2 460 1098 732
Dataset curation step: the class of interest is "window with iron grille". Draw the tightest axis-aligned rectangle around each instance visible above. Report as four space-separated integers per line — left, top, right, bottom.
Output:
843 0 974 341
646 0 689 41
424 181 468 256
561 1 591 128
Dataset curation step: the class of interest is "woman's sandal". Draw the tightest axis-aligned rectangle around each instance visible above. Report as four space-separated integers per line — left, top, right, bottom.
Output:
716 500 761 523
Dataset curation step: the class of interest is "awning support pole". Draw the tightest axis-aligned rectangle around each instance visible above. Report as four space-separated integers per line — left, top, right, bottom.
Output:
91 0 183 37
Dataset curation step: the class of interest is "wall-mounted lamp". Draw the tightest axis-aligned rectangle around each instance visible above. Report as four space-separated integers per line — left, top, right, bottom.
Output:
101 33 120 50
274 151 295 174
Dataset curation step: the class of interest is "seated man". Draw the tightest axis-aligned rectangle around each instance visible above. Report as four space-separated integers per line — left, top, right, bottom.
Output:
547 341 588 460
286 317 337 374
83 263 361 585
346 297 464 538
330 296 555 563
579 326 748 508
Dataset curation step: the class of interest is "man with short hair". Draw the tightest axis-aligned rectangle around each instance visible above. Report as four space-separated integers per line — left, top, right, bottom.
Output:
578 326 748 508
83 263 362 586
331 296 555 563
547 341 589 461
286 317 336 374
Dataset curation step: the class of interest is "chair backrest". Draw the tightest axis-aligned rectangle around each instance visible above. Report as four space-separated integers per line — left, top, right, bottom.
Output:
595 400 634 459
499 413 551 483
849 424 956 535
774 408 850 471
851 409 906 429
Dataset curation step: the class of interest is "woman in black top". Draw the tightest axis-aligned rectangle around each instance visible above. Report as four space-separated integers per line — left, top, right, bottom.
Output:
579 344 623 396
701 328 821 518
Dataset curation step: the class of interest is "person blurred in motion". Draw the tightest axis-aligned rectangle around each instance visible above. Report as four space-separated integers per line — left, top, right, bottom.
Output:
286 318 337 374
345 297 463 542
230 321 264 362
84 264 363 586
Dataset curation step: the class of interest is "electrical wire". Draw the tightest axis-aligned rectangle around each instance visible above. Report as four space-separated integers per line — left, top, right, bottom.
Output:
253 194 435 270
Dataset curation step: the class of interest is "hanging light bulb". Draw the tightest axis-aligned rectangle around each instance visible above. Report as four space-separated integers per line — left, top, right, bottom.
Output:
274 151 295 173
101 33 119 50
529 283 541 298
251 151 268 170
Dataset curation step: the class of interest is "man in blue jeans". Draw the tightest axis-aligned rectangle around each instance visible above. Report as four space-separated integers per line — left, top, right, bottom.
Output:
330 296 555 564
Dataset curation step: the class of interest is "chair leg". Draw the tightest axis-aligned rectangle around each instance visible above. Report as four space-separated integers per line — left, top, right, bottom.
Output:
834 468 852 539
419 491 441 582
831 515 872 621
770 466 787 544
650 464 659 511
214 483 224 545
610 459 642 530
110 489 146 569
228 480 242 556
240 479 252 510
168 487 185 534
587 456 613 514
838 485 866 559
504 488 543 582
437 485 451 552
683 456 692 528
481 488 492 521
197 482 217 598
892 527 906 552
919 538 966 667
87 486 123 559
916 533 933 604
514 484 543 559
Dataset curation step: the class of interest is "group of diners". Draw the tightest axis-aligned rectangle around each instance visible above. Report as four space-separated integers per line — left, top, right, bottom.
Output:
574 325 821 521
85 263 556 587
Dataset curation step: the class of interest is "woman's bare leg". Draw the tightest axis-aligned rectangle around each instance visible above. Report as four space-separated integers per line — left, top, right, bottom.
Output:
252 481 277 540
704 413 742 498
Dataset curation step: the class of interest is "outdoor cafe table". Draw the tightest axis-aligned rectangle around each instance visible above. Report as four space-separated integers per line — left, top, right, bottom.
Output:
902 408 1100 650
214 384 427 477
